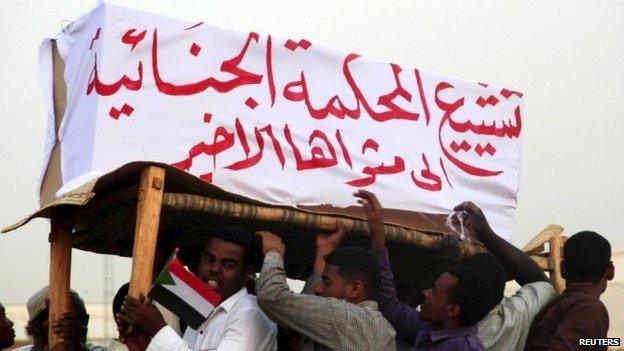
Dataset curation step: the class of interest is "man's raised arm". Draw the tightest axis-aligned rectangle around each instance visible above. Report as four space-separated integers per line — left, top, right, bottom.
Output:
255 230 349 350
454 202 548 285
354 190 425 345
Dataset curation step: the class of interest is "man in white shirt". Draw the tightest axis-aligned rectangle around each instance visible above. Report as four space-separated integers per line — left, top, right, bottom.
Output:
120 226 277 351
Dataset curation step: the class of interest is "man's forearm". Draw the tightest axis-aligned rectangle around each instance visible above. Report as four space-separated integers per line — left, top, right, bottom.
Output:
257 251 294 303
313 251 326 274
478 229 548 285
256 251 345 350
370 231 385 251
369 218 386 252
374 248 422 344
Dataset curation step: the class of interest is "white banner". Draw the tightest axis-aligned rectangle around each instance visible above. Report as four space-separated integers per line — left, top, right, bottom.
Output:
40 2 523 238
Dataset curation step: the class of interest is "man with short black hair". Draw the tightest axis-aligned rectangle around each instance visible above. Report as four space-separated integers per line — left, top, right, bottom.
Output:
120 226 277 351
445 265 498 327
318 246 382 300
454 201 557 351
524 231 614 351
256 227 397 351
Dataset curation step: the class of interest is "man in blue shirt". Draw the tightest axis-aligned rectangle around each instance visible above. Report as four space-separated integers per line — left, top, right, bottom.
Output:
356 190 501 350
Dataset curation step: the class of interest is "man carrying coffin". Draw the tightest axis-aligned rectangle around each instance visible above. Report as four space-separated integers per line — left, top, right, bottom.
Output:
256 226 397 351
357 190 497 351
119 226 277 351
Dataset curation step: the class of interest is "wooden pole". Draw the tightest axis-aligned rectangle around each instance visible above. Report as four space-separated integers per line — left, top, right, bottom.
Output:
129 166 166 298
48 209 72 348
549 235 567 294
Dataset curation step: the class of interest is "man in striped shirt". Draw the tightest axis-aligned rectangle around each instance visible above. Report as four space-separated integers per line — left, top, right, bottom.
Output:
256 227 397 351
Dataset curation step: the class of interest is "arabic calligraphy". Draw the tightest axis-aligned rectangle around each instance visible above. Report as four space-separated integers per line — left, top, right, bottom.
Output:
84 24 522 193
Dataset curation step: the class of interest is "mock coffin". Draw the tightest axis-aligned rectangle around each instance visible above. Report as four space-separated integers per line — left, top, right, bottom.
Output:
36 2 523 239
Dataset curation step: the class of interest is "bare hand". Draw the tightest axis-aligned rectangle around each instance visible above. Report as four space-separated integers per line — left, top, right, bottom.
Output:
257 231 286 256
453 201 494 241
115 312 129 335
316 222 346 257
123 329 152 351
119 295 166 337
52 312 87 341
354 190 385 250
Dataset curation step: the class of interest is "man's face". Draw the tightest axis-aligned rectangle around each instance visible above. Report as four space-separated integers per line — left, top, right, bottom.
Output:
198 238 249 300
314 264 351 300
420 272 459 323
0 304 15 349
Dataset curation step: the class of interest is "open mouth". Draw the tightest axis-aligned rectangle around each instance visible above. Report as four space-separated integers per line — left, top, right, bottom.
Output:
205 278 221 288
419 302 431 321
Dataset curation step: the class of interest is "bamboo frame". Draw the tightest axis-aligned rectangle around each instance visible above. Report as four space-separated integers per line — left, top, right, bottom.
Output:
161 192 486 257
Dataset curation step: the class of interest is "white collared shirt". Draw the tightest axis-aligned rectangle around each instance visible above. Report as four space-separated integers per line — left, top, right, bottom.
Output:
478 281 556 351
148 288 277 351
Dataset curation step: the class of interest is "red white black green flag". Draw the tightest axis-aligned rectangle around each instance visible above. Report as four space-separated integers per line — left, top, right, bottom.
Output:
149 250 222 329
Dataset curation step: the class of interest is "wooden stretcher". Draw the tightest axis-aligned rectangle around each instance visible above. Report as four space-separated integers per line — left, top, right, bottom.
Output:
2 161 484 346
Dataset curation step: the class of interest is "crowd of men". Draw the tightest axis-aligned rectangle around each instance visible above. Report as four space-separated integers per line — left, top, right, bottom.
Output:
0 191 615 350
